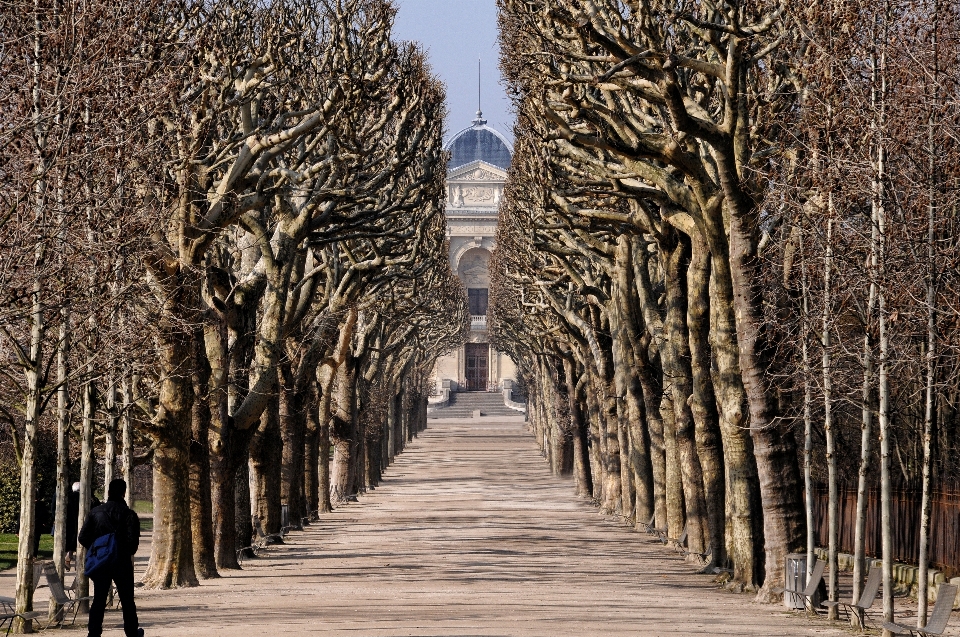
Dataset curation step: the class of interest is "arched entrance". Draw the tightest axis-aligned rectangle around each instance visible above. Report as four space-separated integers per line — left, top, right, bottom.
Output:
458 247 491 391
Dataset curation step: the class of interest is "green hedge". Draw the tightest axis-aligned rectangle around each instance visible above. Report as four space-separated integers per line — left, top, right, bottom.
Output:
0 437 60 534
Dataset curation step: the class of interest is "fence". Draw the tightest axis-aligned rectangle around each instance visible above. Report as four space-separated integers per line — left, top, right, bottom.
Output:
812 484 960 578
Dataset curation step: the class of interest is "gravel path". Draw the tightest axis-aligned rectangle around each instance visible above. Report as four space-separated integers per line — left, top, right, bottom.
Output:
27 418 855 636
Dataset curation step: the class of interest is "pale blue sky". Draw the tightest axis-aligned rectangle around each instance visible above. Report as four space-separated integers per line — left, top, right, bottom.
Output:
393 0 514 143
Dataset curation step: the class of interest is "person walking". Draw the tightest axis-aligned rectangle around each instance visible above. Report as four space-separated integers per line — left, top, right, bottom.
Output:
65 483 80 569
78 479 143 637
33 499 52 557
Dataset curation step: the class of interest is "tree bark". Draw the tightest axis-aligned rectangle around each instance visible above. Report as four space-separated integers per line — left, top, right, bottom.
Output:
801 253 816 586
14 284 43 631
189 329 218 579
234 461 252 558
280 361 308 528
318 404 333 514
661 392 685 539
563 357 593 498
250 394 283 533
917 29 940 622
823 210 838 618
701 236 763 586
76 379 97 601
662 230 708 555
687 232 725 563
581 370 605 506
144 422 197 588
104 377 117 497
122 376 135 509
50 312 70 620
142 324 198 589
727 204 805 595
304 389 321 519
205 321 247 570
330 360 359 502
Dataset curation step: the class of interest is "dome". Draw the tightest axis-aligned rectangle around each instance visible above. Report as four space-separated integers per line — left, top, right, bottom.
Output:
446 112 513 171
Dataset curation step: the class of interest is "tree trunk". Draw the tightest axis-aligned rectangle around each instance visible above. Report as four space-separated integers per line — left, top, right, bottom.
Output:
563 357 593 498
917 36 939 624
76 379 97 602
608 257 636 521
632 341 664 532
687 232 725 564
801 254 816 586
592 362 621 516
142 325 198 589
234 461 253 558
662 231 708 555
581 370 604 506
728 205 805 596
279 362 307 528
661 392 685 538
206 321 248 570
189 330 218 579
879 271 893 634
387 391 398 463
542 361 572 476
304 390 321 519
872 31 893 632
250 395 282 533
14 286 43 632
822 210 838 619
613 239 655 523
318 406 333 514
853 190 880 627
144 425 197 588
699 239 762 586
853 335 874 628
121 376 135 509
51 313 70 620
330 360 358 503
104 377 117 498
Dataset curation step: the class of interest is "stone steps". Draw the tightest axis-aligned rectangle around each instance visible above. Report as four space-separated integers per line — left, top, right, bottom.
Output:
428 392 524 418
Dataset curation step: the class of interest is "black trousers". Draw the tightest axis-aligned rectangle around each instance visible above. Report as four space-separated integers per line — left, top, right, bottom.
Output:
88 558 139 637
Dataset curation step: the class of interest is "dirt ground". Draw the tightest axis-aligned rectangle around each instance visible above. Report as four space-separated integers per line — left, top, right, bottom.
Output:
6 417 952 636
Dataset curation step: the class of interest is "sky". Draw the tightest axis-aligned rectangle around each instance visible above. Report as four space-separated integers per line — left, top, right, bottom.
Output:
392 0 514 144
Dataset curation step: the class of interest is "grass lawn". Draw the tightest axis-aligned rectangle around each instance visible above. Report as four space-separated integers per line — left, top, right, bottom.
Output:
0 510 153 572
132 499 153 515
0 534 53 571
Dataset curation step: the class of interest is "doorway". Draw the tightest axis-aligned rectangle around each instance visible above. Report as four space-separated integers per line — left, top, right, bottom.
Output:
468 288 488 316
464 343 489 392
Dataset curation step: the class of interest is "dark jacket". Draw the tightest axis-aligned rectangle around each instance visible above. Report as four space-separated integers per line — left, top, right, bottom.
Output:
78 500 140 558
65 490 80 548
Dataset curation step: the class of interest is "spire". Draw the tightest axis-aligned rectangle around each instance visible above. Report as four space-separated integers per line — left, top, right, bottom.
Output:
473 57 486 126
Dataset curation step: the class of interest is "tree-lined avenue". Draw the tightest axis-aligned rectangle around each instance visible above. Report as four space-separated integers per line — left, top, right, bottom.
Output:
83 418 845 636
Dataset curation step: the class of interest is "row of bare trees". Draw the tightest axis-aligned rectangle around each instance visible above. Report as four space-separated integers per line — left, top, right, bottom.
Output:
1 0 467 630
492 0 960 631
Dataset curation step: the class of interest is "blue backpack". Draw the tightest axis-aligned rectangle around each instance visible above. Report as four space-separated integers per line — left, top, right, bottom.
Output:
85 531 119 578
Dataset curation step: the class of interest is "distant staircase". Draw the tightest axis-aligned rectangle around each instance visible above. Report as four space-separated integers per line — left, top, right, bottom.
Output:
428 391 524 419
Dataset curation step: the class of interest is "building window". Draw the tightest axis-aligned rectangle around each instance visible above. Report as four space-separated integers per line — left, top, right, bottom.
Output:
468 288 488 316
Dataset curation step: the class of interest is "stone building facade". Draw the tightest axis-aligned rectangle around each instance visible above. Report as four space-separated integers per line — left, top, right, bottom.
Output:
433 112 517 393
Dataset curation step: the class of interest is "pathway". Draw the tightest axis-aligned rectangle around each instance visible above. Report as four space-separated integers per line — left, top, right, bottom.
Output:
38 418 853 636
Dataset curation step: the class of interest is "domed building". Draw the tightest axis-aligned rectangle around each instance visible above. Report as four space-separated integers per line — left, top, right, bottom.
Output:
432 112 519 402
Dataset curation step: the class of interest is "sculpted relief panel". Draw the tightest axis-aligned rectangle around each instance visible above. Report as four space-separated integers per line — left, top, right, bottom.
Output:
448 224 496 236
458 249 491 287
466 168 501 180
464 187 497 204
451 167 502 181
449 184 502 207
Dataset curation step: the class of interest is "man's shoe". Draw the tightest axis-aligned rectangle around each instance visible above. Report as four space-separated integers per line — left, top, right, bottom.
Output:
137 630 144 637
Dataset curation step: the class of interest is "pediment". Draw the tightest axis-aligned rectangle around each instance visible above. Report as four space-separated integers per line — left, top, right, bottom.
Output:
447 160 508 183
